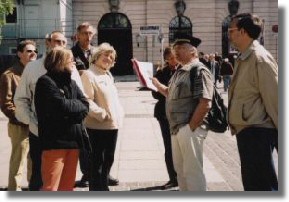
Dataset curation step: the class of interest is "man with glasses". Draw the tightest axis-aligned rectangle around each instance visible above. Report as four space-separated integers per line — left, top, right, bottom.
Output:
228 13 278 191
14 31 83 191
0 40 37 191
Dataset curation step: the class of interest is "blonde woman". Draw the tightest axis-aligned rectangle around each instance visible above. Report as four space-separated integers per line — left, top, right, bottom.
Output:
34 48 89 191
81 43 124 191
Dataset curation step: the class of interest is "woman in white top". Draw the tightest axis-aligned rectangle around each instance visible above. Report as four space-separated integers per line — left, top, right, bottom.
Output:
81 43 124 191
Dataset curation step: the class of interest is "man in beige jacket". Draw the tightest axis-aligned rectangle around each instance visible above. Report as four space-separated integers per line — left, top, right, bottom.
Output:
228 13 278 191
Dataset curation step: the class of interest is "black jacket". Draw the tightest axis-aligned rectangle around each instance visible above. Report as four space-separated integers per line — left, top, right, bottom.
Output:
35 71 89 150
71 42 95 70
152 65 176 119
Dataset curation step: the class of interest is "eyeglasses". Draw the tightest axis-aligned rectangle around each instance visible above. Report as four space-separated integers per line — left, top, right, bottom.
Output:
227 28 239 34
26 50 38 54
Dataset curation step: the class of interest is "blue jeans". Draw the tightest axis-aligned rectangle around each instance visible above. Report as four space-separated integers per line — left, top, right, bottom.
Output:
236 127 278 191
223 75 231 91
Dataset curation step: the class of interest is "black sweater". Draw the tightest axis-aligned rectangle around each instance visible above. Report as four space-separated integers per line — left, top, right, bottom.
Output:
152 65 176 119
35 71 89 150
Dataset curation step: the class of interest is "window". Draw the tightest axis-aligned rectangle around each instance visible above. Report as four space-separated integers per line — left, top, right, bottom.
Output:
169 16 192 44
9 47 17 54
5 7 17 24
98 13 131 29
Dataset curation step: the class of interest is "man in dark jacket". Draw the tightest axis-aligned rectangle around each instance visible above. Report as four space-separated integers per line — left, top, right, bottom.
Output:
71 22 96 74
220 58 233 92
152 47 179 189
71 22 96 188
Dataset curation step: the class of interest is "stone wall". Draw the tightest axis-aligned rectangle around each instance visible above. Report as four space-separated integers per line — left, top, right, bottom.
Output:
73 0 278 64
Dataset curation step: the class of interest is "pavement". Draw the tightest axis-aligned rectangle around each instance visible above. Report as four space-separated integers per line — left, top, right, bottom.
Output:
0 75 278 191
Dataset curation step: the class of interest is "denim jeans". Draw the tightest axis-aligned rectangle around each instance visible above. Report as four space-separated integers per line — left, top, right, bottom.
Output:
223 75 231 91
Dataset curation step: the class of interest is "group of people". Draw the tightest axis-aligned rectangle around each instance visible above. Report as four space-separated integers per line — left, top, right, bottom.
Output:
152 13 278 191
0 12 278 192
198 52 234 92
0 22 123 191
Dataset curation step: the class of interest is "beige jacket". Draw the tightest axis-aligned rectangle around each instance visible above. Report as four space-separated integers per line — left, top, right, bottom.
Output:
81 66 124 130
228 40 278 135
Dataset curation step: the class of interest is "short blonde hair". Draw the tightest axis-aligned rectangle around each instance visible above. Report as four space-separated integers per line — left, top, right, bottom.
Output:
44 48 72 72
90 43 117 67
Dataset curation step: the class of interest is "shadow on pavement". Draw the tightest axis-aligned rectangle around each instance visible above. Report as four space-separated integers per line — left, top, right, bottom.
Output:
131 185 178 191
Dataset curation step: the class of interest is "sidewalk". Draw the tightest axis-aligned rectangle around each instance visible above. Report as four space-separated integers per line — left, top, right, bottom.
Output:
0 76 278 191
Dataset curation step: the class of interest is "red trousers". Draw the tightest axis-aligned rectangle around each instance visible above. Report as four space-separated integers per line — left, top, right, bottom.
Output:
41 149 79 191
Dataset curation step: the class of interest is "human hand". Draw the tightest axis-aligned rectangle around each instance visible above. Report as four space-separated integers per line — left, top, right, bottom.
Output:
151 77 159 87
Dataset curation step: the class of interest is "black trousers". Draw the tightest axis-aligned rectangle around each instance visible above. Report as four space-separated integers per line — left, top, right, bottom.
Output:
157 117 177 181
78 148 89 181
28 132 43 191
236 127 278 191
87 129 118 191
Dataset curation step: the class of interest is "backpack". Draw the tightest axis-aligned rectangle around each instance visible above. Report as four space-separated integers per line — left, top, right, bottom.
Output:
190 64 228 133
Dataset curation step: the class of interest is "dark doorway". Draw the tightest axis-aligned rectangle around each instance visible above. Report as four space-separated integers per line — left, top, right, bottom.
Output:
98 13 133 75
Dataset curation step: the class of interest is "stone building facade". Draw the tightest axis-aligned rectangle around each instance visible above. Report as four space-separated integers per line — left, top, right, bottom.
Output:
0 0 278 75
73 0 278 72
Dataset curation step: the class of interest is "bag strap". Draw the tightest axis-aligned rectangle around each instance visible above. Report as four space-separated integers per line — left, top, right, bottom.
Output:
189 62 208 91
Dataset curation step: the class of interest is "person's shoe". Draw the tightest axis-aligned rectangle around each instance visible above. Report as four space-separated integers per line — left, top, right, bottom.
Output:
162 180 178 189
74 180 89 187
108 175 119 186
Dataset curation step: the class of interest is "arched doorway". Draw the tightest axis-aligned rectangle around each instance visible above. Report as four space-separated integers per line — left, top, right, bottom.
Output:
169 16 192 44
98 13 133 75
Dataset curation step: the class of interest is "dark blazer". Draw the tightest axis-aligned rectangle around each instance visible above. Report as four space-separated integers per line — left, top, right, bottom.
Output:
152 65 177 119
200 58 210 69
71 42 95 71
35 72 89 150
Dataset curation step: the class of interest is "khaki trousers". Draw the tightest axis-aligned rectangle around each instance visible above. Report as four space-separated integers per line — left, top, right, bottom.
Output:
41 149 79 191
171 124 208 191
7 123 32 191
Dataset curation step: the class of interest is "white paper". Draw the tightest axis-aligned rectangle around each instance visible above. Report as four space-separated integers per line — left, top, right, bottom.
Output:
131 59 158 91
